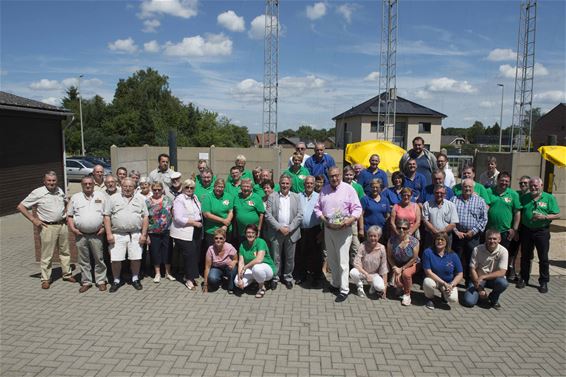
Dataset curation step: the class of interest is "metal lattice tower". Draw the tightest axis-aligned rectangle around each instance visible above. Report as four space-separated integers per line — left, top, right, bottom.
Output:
510 0 537 152
262 0 279 148
377 0 398 144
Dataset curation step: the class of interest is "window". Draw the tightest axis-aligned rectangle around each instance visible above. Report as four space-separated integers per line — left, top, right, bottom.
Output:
370 121 377 132
418 122 432 133
370 121 385 133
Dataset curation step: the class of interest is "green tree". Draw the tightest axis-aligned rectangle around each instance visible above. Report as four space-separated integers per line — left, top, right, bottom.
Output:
466 121 485 143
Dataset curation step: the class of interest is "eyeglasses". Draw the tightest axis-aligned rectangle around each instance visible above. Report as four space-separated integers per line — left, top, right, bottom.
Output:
519 182 529 186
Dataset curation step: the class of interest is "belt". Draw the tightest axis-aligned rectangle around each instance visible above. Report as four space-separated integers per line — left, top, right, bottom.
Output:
43 220 66 225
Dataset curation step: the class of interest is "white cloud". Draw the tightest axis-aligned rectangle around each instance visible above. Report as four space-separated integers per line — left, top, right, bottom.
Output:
142 19 161 33
30 79 60 90
336 3 356 23
61 77 103 88
499 62 549 79
306 3 327 21
108 37 138 54
40 97 61 106
231 78 263 102
163 33 232 57
534 90 566 103
249 15 280 40
425 77 476 93
487 48 516 61
144 40 160 53
280 75 325 90
414 89 432 100
140 0 198 19
217 10 245 32
479 101 495 108
364 71 380 81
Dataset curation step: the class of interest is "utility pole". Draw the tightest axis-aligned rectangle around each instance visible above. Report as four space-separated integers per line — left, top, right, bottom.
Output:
497 83 504 152
78 74 85 156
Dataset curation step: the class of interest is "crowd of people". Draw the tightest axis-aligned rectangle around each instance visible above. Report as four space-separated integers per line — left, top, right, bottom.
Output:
18 137 560 309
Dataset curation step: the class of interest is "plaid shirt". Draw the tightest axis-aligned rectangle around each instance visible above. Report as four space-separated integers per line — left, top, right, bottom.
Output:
451 194 488 235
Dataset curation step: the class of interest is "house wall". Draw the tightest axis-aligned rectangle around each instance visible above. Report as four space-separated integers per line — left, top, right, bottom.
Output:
335 116 362 148
532 105 566 148
406 116 442 152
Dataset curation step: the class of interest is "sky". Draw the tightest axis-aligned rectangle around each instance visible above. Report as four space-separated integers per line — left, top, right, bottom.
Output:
1 0 565 134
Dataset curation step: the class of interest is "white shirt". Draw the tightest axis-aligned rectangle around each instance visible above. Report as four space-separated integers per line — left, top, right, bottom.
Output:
67 191 106 233
277 192 291 227
21 186 66 222
104 194 148 232
443 166 456 188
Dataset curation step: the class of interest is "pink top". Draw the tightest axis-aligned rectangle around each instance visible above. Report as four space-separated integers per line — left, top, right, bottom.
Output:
206 242 237 268
393 202 418 227
314 182 362 222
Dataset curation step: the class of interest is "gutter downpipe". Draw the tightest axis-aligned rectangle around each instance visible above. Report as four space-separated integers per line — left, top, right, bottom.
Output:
62 115 75 195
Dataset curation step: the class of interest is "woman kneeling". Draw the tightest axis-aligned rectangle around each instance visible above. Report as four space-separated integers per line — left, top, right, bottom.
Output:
203 228 238 293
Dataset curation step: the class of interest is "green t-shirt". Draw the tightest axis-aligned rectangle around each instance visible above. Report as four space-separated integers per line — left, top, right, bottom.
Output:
453 182 491 205
283 166 310 193
196 174 216 187
233 192 265 236
194 182 214 203
227 169 253 184
486 187 521 232
253 183 280 198
520 192 560 229
201 192 234 235
239 237 277 274
351 181 365 199
225 182 242 198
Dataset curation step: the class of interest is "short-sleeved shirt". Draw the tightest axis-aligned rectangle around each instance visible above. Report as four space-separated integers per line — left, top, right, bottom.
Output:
382 187 418 208
486 187 521 232
227 169 253 185
21 186 67 222
104 194 148 232
206 242 237 269
194 183 214 203
202 192 234 235
146 195 173 234
470 244 508 276
520 192 560 229
357 168 389 196
351 182 365 199
361 194 390 231
420 184 454 204
224 182 242 198
422 248 463 283
389 235 419 265
283 166 310 193
416 154 434 186
148 168 174 186
422 199 459 231
453 182 491 205
239 237 277 274
233 192 265 236
403 173 427 201
305 154 336 183
67 191 106 233
253 183 280 198
353 242 389 276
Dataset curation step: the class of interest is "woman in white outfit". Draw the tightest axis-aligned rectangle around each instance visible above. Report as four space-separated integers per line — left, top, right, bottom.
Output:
350 225 388 299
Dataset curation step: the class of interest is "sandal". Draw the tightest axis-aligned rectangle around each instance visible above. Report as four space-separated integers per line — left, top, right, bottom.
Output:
255 287 266 298
185 280 195 290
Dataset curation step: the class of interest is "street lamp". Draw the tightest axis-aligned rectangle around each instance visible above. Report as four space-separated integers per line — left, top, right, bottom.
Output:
78 74 85 156
497 83 504 152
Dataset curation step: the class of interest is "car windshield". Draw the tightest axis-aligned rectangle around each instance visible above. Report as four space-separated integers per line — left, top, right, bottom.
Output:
78 159 95 168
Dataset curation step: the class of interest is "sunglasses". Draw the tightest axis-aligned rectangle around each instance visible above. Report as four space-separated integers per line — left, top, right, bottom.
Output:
519 182 529 186
397 226 409 230
214 237 224 240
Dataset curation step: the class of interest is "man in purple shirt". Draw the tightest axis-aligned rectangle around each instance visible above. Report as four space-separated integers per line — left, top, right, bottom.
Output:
314 167 362 302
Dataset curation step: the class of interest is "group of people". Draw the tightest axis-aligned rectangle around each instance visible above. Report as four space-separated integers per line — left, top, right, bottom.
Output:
18 138 560 310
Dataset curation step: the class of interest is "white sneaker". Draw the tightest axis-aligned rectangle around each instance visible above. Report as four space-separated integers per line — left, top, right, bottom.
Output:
401 294 411 306
153 275 161 283
357 287 366 298
165 274 176 281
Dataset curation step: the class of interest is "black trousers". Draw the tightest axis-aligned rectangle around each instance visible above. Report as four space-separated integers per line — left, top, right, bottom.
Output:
175 229 202 281
294 226 323 280
452 233 480 283
520 226 550 284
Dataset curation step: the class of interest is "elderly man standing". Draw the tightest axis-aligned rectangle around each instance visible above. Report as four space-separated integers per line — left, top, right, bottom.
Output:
399 136 437 186
517 177 560 293
422 184 459 249
103 178 149 292
67 176 108 292
305 143 336 183
314 167 362 302
288 141 310 167
462 229 509 309
453 165 490 204
265 174 303 289
92 164 106 192
17 171 75 289
357 154 388 196
148 153 174 187
451 178 488 284
104 174 120 197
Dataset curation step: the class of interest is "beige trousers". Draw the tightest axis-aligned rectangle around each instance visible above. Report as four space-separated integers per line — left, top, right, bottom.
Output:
39 224 71 281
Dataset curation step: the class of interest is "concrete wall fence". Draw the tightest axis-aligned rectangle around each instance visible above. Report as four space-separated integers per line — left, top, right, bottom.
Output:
110 145 344 181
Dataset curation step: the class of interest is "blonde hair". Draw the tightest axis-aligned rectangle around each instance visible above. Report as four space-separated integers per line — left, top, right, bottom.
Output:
182 178 196 189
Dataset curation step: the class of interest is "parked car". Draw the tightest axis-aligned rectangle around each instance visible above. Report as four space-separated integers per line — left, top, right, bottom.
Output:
69 155 111 170
65 158 110 182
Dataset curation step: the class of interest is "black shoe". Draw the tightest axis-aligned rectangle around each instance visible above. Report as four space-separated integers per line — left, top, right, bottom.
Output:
490 301 502 310
132 280 143 290
284 281 293 289
335 293 348 303
109 282 120 293
538 283 548 294
326 285 340 294
270 280 278 290
516 279 526 289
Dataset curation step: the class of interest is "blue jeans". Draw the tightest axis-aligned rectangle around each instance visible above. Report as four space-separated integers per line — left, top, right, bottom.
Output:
463 277 508 307
208 266 237 291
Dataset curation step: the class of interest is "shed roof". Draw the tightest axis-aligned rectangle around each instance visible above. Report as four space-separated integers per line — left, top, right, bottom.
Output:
0 91 72 117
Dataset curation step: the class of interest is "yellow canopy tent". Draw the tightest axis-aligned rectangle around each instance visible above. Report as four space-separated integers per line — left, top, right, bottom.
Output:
345 140 406 173
538 146 566 168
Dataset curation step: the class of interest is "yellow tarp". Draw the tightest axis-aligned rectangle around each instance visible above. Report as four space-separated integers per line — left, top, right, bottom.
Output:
345 140 406 173
538 145 566 168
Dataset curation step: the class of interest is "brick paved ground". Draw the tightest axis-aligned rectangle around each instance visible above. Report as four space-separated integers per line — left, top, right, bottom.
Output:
1 213 565 377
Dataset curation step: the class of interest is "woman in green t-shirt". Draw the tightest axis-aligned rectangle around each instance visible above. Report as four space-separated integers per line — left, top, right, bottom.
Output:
202 178 234 248
235 224 277 298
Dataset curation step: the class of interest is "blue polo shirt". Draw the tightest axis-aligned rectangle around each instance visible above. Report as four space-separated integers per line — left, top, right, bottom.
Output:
304 154 336 183
382 187 418 208
422 247 463 283
419 184 455 204
360 194 390 231
403 173 427 202
357 168 389 196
